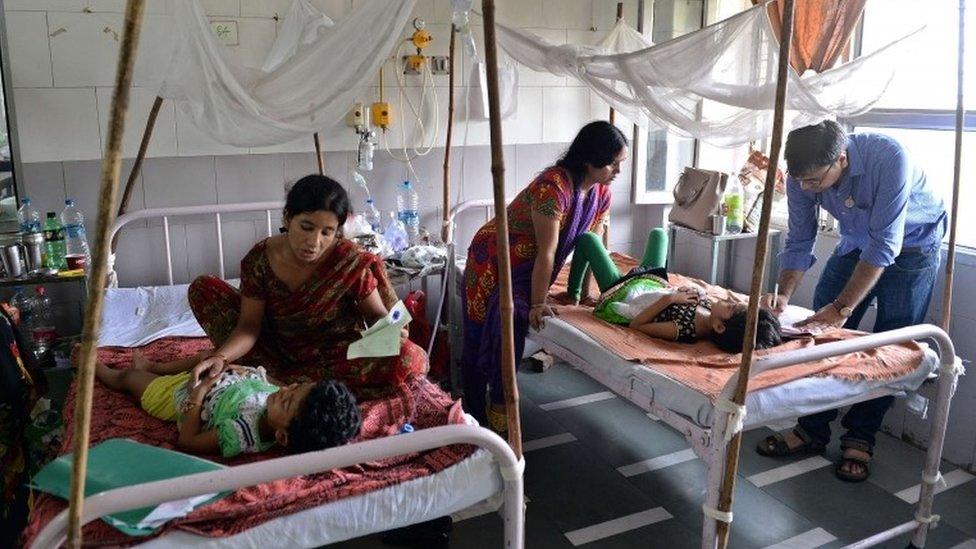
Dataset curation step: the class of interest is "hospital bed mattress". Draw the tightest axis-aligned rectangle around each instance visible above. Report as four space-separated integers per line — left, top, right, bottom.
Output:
534 317 938 429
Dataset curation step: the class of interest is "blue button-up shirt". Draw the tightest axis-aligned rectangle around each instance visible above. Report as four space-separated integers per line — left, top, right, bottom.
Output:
780 133 947 271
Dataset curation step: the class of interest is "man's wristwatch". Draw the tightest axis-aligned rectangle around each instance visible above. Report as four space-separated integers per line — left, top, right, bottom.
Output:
833 300 854 318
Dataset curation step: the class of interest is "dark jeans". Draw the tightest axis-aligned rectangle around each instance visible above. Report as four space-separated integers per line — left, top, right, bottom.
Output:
796 247 940 448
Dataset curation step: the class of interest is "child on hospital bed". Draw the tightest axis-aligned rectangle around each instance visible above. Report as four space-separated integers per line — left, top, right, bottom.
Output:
567 229 782 353
92 352 362 457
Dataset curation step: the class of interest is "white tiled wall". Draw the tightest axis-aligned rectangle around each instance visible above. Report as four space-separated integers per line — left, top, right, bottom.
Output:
5 0 634 162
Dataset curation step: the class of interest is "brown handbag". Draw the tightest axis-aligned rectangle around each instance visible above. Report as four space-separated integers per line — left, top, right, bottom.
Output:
668 167 729 233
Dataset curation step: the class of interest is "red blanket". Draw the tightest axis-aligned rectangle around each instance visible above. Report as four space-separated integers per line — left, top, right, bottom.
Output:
22 338 474 547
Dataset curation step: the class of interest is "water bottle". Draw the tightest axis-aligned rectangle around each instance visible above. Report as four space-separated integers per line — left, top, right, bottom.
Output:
724 178 744 235
10 285 32 331
60 199 91 271
396 181 420 245
30 286 57 364
17 198 41 235
384 211 409 252
364 198 382 233
42 212 67 270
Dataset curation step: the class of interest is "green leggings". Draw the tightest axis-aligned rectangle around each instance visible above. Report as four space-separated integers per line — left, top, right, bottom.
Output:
567 228 668 303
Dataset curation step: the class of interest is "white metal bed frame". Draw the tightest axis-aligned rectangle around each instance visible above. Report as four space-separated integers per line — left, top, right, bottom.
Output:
448 199 963 549
33 201 526 548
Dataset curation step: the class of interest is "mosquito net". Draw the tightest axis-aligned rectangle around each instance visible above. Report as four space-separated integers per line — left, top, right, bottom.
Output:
496 3 920 146
157 0 415 147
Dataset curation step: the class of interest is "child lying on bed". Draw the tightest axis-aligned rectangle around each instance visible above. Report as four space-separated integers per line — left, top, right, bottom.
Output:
567 230 782 353
93 352 362 457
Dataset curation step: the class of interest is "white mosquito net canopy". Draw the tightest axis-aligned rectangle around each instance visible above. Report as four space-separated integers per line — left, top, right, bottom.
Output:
496 3 920 147
157 0 416 147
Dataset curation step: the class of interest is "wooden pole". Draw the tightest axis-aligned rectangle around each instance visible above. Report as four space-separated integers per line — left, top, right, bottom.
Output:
607 2 623 127
67 1 146 546
714 0 794 547
442 24 457 244
313 133 325 175
602 2 624 250
941 0 965 330
111 94 162 253
481 0 523 459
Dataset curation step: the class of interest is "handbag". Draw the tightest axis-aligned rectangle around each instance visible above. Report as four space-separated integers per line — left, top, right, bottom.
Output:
668 167 729 233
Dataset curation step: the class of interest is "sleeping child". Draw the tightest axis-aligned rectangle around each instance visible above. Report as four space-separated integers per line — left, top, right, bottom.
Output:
92 352 362 457
567 230 782 353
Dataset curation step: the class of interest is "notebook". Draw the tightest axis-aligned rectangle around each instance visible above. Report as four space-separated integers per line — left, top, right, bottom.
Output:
30 438 227 536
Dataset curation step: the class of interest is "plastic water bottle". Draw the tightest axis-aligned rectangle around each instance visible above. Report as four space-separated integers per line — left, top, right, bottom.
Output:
396 181 420 245
10 286 32 331
724 178 744 235
60 199 91 271
17 198 41 235
30 286 57 364
42 212 67 270
384 211 409 252
364 198 382 233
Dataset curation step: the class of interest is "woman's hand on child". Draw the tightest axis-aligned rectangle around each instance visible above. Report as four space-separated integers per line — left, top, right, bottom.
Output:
191 355 227 386
762 293 789 314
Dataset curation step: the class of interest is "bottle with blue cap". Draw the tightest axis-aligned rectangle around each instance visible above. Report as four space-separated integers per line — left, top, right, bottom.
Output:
396 180 420 245
60 199 91 271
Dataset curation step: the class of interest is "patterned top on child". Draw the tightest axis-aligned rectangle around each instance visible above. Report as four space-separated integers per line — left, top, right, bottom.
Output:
174 366 279 458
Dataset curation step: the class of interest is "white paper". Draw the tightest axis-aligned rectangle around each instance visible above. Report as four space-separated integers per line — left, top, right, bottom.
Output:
346 301 413 359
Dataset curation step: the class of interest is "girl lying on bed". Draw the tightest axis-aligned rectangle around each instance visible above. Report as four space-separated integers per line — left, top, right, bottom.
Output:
93 352 362 457
567 230 782 353
187 175 428 400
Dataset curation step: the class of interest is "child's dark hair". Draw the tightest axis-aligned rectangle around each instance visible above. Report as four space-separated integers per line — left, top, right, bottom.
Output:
284 174 352 225
784 120 848 178
287 379 362 454
712 308 783 354
556 120 629 184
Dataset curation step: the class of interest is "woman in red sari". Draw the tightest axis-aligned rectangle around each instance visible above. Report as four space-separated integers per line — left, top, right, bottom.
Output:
463 121 628 432
187 175 426 399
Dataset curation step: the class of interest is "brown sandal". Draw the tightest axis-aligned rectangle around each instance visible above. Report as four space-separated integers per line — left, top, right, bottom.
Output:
835 446 873 482
756 428 825 458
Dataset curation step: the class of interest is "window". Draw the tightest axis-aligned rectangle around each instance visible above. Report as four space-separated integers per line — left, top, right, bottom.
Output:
846 0 975 248
632 0 705 204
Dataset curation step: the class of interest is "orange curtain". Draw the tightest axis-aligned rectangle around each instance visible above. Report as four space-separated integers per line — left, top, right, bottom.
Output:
754 0 867 73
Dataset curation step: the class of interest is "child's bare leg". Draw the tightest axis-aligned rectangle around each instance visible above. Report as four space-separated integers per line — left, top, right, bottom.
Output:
135 351 207 375
94 361 159 400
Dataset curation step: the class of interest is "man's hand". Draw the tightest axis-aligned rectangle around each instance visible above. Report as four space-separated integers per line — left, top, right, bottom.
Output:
796 303 847 331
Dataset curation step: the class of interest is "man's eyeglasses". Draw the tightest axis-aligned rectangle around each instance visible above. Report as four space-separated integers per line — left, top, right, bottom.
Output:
793 160 838 187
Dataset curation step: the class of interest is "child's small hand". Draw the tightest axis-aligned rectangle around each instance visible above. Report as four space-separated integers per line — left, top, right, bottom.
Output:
670 287 700 306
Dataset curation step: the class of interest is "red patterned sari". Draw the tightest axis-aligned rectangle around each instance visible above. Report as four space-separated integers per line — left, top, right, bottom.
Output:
189 238 427 399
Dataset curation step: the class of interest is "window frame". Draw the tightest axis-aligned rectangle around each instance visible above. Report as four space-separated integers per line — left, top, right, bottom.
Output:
839 5 975 251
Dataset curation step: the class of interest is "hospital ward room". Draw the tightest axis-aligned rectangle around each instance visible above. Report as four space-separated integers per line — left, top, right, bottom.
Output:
2 0 976 547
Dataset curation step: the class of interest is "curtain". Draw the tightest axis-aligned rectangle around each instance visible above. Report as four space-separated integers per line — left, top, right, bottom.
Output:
757 0 868 74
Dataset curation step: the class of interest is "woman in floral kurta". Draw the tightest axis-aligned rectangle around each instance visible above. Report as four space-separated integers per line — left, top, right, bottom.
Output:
462 121 629 431
189 175 426 400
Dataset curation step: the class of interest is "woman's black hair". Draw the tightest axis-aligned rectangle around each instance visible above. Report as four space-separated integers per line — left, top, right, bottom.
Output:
287 379 362 454
556 120 629 183
284 174 352 225
784 120 848 178
711 308 783 354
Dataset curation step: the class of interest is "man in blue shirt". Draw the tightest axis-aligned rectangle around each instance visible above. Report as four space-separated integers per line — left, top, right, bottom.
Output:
756 120 946 482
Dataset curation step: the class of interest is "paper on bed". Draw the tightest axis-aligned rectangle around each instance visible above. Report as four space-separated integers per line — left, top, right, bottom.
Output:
347 301 412 359
29 438 226 536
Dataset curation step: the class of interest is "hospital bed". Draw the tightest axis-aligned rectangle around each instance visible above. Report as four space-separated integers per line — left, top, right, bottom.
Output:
448 199 963 549
29 201 525 549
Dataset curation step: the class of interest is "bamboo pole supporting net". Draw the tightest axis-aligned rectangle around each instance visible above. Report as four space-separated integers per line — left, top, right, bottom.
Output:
67 1 147 546
481 0 523 459
941 0 965 331
111 95 162 253
714 0 794 547
314 133 325 175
